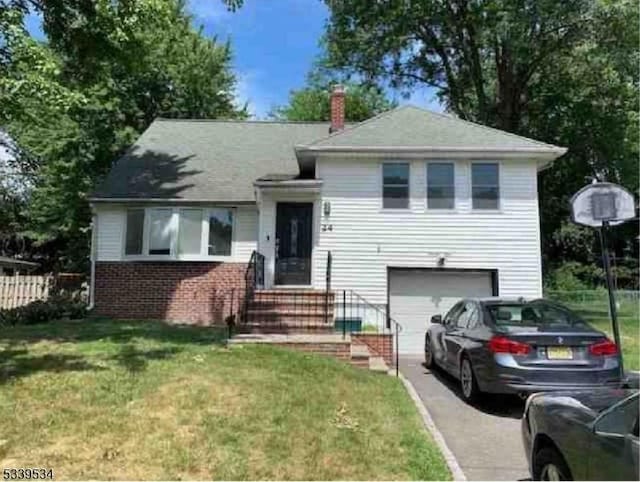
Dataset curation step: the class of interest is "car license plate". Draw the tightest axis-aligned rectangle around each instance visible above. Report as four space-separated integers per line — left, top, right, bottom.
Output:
547 346 573 360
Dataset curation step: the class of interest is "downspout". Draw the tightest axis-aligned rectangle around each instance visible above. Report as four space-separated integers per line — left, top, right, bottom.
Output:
88 206 97 310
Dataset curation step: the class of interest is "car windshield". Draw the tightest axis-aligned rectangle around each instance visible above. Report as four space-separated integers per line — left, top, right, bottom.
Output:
486 300 587 327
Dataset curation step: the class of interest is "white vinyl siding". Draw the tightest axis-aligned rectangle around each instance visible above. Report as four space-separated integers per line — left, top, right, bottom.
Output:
314 157 543 303
94 204 258 262
231 206 258 260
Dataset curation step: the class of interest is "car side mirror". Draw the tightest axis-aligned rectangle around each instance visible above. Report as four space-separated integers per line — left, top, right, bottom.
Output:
431 315 442 324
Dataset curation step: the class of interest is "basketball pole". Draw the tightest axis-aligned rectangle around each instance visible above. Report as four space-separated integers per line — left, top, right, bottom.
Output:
598 220 624 378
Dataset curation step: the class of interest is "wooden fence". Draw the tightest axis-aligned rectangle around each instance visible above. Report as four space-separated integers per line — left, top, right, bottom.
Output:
0 275 52 310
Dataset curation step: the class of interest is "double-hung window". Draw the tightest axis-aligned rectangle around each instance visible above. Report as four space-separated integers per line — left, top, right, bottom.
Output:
208 208 233 256
124 207 234 258
471 163 500 210
148 208 173 255
178 209 203 255
124 209 145 255
427 162 455 209
382 162 410 209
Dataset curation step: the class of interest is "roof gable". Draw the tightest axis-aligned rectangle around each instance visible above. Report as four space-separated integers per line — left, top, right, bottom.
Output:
305 105 561 151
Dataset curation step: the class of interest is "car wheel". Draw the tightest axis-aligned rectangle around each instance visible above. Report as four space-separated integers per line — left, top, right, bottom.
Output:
533 447 572 481
460 356 481 403
424 335 434 368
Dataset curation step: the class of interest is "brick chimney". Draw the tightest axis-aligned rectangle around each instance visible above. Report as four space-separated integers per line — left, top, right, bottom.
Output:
329 84 345 133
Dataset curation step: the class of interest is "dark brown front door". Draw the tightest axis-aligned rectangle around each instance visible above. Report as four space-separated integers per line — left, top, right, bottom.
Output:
275 202 313 285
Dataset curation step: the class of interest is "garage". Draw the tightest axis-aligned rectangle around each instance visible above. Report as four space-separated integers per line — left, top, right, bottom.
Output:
388 269 496 355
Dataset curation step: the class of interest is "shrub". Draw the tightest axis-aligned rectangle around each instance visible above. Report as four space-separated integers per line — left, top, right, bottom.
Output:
545 260 639 292
545 264 591 291
0 295 87 326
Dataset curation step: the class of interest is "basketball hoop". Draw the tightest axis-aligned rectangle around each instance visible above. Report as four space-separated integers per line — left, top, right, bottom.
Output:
569 181 636 380
570 182 635 227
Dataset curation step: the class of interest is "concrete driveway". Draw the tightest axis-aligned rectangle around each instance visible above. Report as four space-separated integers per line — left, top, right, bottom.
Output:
400 356 530 481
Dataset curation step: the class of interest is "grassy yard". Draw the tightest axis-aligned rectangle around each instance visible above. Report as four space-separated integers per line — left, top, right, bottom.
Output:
549 293 640 371
0 320 449 480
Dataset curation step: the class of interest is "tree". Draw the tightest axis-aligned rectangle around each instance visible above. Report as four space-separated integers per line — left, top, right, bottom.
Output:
526 1 639 282
0 0 245 271
322 0 638 287
323 0 602 132
272 78 395 122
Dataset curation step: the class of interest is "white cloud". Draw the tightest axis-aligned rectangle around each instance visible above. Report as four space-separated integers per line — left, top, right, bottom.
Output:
234 70 273 120
403 87 445 113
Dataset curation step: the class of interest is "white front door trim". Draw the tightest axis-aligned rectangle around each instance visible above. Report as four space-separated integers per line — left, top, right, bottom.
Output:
256 185 321 289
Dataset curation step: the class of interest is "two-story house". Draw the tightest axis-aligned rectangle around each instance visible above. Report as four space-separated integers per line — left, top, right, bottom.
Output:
90 86 566 354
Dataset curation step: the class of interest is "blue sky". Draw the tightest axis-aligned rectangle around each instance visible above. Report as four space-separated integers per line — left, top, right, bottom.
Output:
26 0 443 119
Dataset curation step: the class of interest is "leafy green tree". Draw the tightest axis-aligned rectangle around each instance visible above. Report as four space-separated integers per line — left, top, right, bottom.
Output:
323 0 602 131
273 76 395 122
526 1 639 283
321 0 638 287
0 0 245 271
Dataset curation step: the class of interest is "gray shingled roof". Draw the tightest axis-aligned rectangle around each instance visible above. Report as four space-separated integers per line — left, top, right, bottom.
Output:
92 106 565 202
92 119 333 202
306 106 562 151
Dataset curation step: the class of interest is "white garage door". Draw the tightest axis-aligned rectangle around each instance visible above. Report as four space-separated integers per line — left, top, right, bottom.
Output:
389 270 494 355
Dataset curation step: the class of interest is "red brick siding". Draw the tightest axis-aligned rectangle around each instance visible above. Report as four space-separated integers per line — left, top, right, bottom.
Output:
352 333 394 366
94 261 247 324
272 342 350 361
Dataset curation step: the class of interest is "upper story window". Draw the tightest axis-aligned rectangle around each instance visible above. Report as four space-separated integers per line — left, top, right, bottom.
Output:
471 162 500 210
427 162 455 209
124 207 234 258
382 162 409 209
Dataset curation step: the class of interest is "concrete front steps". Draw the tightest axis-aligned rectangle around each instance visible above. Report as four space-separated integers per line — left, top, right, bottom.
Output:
228 333 390 373
350 343 389 373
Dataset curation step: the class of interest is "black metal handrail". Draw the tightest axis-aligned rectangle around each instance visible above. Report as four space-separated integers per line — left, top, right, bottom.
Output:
337 289 403 376
324 251 332 324
240 250 265 331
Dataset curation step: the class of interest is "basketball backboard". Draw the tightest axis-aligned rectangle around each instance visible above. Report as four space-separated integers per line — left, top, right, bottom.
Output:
570 182 635 228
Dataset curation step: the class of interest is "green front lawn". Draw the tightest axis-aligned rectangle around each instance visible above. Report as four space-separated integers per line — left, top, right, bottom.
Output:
0 320 449 480
575 301 640 372
548 293 640 371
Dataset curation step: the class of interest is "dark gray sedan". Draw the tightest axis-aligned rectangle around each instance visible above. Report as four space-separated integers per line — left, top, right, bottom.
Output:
522 389 639 480
424 298 622 402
